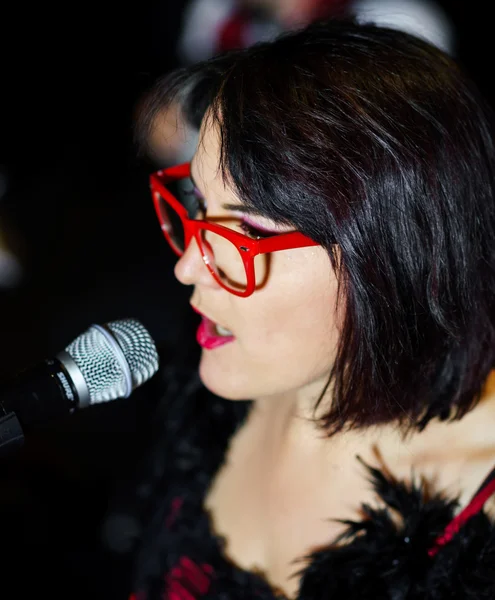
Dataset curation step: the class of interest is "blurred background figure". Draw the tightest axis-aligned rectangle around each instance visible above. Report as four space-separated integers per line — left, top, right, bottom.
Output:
353 0 454 51
0 165 22 289
147 0 455 166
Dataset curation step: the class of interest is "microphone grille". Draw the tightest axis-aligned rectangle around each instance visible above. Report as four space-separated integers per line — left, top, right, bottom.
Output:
64 318 159 405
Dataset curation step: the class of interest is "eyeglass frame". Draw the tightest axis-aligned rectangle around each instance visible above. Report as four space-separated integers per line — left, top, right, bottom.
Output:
150 162 319 297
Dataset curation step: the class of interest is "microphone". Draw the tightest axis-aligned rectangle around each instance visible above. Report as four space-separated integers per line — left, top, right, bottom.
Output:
0 318 160 456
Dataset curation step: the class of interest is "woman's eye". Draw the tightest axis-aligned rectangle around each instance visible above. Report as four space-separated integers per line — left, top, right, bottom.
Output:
239 221 274 240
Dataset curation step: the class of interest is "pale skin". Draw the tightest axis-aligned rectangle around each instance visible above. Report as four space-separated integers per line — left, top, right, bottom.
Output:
172 116 495 598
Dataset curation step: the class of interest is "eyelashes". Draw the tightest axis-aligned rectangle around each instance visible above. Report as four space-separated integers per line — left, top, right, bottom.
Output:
239 220 275 240
239 216 281 239
183 185 279 239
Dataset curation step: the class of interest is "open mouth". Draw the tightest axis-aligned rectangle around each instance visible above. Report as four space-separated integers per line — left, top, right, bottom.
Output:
214 323 233 336
196 315 235 350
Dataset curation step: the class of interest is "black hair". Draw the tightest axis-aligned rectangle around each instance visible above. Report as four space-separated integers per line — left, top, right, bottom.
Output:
136 17 495 434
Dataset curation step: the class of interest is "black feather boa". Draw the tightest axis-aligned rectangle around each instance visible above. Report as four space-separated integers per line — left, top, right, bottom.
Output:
128 366 495 600
300 462 495 599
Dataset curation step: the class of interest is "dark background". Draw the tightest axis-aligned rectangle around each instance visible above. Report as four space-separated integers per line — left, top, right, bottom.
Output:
0 3 191 597
0 1 493 597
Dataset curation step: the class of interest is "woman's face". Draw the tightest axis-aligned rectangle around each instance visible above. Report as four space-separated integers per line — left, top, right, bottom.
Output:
174 118 341 403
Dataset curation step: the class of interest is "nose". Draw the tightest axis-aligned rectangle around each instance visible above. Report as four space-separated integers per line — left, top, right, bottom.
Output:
174 237 221 290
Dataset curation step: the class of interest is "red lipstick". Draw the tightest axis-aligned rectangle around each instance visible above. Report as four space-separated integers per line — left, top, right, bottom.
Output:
191 306 235 350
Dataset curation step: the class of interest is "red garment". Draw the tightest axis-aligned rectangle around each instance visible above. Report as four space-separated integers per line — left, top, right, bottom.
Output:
216 0 351 54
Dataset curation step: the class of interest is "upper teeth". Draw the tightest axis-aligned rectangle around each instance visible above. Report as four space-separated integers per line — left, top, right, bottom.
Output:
216 324 232 336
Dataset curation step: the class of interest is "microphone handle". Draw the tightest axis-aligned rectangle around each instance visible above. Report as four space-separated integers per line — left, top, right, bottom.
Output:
0 358 78 456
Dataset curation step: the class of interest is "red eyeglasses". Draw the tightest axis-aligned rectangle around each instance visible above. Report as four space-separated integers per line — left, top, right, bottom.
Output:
150 162 318 297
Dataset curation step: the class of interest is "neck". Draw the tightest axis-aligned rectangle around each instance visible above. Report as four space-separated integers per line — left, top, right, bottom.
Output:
250 378 495 474
251 378 335 450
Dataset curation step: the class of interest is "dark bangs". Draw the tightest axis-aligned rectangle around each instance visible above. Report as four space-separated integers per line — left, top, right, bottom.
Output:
135 18 495 435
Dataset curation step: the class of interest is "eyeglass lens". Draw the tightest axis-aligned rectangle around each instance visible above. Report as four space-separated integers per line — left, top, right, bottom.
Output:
157 178 266 292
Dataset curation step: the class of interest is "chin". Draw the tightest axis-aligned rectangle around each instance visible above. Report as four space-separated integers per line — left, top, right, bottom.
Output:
198 353 254 401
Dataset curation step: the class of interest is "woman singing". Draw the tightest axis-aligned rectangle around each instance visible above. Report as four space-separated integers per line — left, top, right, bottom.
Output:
127 17 495 599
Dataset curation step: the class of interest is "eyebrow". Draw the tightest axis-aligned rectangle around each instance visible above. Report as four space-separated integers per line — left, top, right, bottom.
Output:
189 162 263 216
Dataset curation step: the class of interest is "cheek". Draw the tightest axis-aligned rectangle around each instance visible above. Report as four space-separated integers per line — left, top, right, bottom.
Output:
198 248 341 400
265 294 339 372
240 252 340 365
